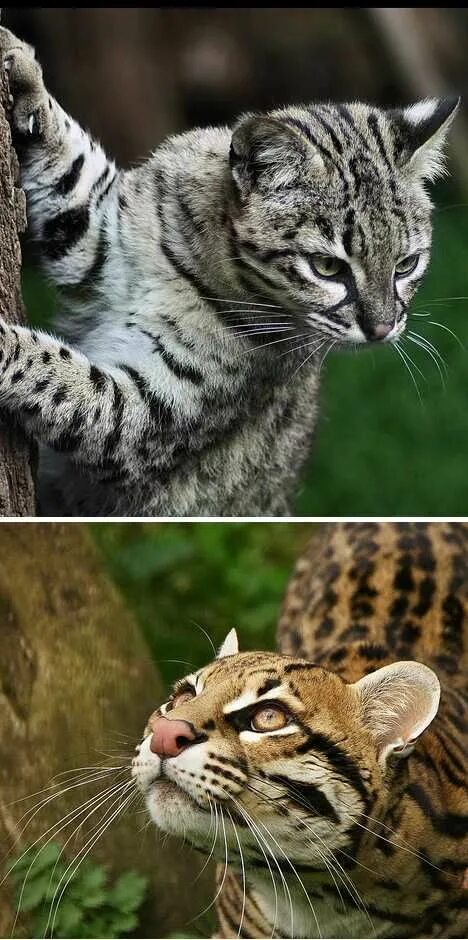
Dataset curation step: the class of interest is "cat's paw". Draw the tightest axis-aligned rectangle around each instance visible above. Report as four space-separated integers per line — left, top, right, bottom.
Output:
0 27 49 139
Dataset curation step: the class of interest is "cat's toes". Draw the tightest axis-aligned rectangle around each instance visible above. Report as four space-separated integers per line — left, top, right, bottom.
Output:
1 32 47 138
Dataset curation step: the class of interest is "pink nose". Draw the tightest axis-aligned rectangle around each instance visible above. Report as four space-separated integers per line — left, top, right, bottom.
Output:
149 717 197 758
372 322 393 340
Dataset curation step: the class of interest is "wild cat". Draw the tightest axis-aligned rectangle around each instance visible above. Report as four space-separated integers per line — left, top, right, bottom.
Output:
133 523 468 938
0 27 460 516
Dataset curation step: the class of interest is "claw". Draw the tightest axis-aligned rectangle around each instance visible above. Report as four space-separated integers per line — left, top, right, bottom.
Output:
3 55 12 72
28 113 35 134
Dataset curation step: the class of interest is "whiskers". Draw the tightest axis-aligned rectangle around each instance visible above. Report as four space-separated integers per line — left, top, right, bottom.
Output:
2 758 137 939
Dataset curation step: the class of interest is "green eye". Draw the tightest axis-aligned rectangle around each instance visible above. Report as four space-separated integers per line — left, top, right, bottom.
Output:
310 255 345 278
395 253 419 276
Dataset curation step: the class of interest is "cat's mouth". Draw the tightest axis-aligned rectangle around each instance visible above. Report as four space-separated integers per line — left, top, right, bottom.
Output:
146 776 210 812
145 774 246 827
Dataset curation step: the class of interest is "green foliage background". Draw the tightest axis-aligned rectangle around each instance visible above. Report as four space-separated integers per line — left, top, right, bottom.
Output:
23 186 468 518
91 523 315 689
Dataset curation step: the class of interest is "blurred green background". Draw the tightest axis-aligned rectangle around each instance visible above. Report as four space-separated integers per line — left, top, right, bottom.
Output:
91 522 315 689
5 6 468 516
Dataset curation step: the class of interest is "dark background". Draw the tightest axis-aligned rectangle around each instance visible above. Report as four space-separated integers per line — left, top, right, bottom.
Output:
5 7 468 513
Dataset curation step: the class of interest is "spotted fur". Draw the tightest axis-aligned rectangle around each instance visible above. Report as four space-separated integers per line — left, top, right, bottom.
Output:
134 523 467 938
0 29 459 515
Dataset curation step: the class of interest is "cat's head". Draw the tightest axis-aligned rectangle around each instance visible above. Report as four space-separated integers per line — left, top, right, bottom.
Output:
133 630 440 868
226 98 459 344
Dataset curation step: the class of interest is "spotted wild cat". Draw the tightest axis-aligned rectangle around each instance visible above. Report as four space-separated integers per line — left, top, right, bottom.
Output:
0 28 460 515
133 522 467 938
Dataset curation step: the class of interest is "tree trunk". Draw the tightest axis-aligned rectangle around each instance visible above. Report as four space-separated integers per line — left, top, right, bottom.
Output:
0 524 213 937
0 71 36 515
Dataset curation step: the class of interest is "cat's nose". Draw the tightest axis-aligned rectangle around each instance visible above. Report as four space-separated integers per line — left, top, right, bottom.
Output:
371 322 393 341
149 717 198 758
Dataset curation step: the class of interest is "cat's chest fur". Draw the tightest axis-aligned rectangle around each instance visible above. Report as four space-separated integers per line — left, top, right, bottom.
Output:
252 881 394 939
40 255 319 516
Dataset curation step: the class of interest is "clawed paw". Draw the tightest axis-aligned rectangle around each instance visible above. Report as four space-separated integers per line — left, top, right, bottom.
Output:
0 26 48 138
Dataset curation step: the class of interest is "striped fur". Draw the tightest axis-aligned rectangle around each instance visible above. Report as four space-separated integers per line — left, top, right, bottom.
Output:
134 523 467 938
0 28 459 516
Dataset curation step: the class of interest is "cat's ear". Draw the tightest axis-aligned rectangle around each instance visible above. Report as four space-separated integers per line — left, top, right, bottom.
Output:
230 114 310 195
352 661 440 763
217 628 239 659
391 96 460 182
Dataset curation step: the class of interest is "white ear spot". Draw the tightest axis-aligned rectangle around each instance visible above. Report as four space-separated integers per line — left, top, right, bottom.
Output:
217 628 239 659
402 96 460 182
403 99 441 126
353 661 440 764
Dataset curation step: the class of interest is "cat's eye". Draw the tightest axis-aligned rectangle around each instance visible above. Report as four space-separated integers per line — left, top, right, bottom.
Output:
251 704 288 733
167 688 195 711
395 253 419 277
310 255 345 278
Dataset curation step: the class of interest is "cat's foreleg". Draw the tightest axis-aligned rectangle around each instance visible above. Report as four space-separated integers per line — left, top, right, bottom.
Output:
0 27 118 289
0 318 171 483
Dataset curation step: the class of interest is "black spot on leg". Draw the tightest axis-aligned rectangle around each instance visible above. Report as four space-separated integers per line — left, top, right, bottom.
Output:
34 378 50 393
55 154 85 196
42 351 51 364
53 386 68 406
43 206 90 261
59 347 71 360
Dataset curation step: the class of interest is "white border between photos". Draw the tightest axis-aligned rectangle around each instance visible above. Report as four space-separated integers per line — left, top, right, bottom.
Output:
1 516 468 523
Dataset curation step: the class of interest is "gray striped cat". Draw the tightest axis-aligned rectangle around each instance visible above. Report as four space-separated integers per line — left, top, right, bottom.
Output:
0 28 459 517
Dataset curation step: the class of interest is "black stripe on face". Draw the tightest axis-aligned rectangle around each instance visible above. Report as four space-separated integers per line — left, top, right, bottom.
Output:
296 731 369 805
205 762 245 784
55 153 84 195
257 678 282 697
343 208 355 256
43 206 90 260
283 662 321 674
267 773 339 822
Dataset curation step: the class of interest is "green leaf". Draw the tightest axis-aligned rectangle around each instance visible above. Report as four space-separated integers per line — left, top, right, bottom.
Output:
17 872 55 912
7 841 62 881
53 898 83 935
108 911 138 936
74 862 108 906
107 870 147 912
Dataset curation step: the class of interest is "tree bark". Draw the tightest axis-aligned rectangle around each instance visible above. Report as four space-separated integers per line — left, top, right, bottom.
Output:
0 524 213 937
0 70 36 515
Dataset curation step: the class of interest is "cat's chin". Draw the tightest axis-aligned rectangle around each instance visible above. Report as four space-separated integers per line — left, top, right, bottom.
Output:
145 777 211 840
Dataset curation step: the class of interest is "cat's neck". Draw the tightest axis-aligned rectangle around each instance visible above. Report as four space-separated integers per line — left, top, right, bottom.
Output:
152 126 268 305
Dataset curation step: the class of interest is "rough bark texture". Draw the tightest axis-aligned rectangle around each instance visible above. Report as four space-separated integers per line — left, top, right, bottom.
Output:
0 72 36 515
0 524 213 937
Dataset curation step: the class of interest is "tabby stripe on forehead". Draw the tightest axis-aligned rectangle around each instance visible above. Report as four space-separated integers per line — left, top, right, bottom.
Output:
343 208 355 256
367 113 393 174
314 111 344 155
336 105 372 153
282 116 331 161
